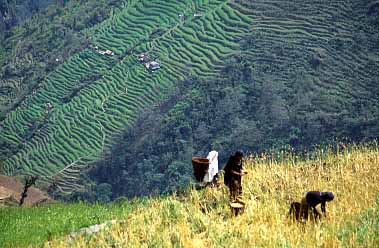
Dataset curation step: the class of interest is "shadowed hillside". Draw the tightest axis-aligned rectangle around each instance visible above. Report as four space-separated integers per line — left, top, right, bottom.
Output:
0 0 254 193
88 0 379 199
0 0 124 114
1 0 379 198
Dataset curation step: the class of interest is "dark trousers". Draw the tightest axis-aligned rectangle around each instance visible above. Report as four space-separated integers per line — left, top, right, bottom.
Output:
229 179 242 200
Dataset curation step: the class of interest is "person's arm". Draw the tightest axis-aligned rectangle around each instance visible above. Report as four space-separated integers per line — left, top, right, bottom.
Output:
230 169 247 176
230 169 241 176
321 202 326 214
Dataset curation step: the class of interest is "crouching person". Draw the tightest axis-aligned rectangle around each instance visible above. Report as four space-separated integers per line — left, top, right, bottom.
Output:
289 191 334 222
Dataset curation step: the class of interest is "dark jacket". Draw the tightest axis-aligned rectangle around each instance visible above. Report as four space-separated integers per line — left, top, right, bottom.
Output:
305 191 334 213
223 154 243 186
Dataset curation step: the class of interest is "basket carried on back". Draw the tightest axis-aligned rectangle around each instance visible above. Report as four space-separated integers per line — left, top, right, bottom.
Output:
192 157 209 182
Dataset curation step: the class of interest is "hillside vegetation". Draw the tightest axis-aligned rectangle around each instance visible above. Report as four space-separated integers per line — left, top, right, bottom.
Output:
56 144 379 247
89 0 379 199
0 0 124 114
2 143 370 247
0 0 53 38
0 200 143 247
1 0 379 199
0 0 254 193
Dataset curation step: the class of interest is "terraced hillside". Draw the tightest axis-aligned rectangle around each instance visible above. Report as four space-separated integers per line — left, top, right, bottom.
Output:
0 0 125 114
87 0 379 198
0 0 254 192
243 0 379 116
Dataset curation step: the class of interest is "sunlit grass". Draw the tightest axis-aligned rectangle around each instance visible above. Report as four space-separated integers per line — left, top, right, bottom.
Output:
47 143 379 247
0 200 143 247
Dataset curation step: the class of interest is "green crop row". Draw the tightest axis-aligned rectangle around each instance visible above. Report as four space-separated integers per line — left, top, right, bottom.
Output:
1 0 253 191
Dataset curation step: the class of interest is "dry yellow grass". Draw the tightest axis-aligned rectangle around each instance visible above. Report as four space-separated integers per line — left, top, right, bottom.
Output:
47 144 379 247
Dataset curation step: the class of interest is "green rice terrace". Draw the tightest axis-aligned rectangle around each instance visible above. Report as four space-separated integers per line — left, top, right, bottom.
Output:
0 0 254 192
1 0 378 195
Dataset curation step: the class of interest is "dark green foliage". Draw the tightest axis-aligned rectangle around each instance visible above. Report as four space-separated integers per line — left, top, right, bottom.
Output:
1 0 379 199
90 54 379 198
1 0 252 194
0 0 124 114
95 183 112 203
0 0 53 36
89 0 379 198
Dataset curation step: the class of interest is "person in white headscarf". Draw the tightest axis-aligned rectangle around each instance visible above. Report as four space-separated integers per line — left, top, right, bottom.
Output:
203 150 218 184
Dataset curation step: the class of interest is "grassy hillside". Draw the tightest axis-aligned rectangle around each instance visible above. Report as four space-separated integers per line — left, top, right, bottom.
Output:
88 0 379 199
2 143 378 247
0 200 144 247
0 0 254 193
51 144 379 247
1 0 378 198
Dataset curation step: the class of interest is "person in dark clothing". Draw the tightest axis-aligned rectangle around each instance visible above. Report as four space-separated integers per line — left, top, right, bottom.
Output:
289 191 334 222
295 191 334 222
288 202 302 221
223 151 247 200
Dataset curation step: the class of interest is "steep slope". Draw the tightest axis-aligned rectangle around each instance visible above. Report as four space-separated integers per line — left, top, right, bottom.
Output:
0 0 124 114
47 145 379 247
244 0 379 116
90 1 379 198
0 0 254 192
2 0 378 197
0 0 53 36
88 0 379 199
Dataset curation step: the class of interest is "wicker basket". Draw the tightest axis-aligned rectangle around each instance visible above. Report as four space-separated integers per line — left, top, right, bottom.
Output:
230 200 246 216
192 157 209 182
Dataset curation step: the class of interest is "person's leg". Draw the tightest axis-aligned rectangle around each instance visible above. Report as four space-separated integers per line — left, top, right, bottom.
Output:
300 197 310 222
227 182 234 200
238 181 242 196
288 202 301 221
231 180 239 201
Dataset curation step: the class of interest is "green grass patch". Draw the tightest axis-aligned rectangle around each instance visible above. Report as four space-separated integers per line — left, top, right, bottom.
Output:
0 200 145 247
337 199 379 247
